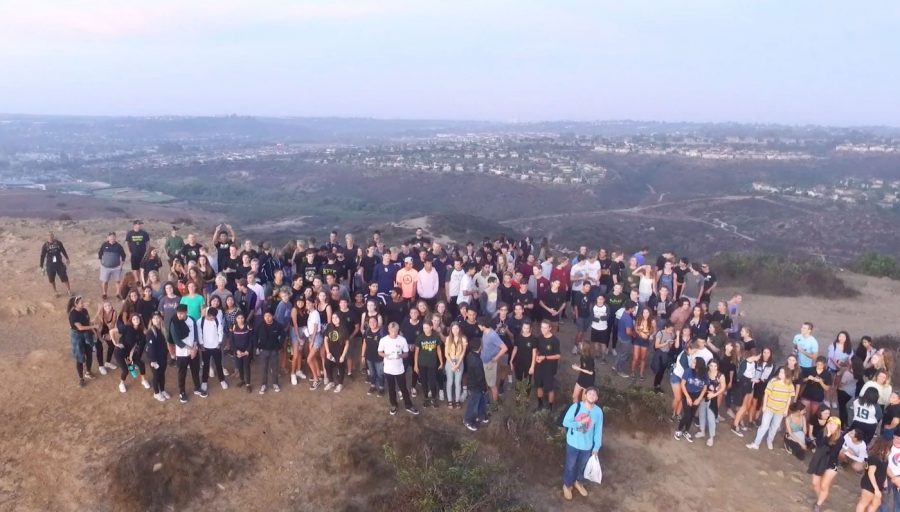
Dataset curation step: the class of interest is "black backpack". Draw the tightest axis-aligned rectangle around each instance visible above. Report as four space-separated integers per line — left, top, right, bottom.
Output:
557 401 582 433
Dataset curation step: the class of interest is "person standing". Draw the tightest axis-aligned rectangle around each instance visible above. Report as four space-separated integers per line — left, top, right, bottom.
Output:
323 312 349 393
168 304 201 403
146 312 170 401
746 366 796 450
614 301 637 378
256 311 284 395
395 257 419 303
416 257 440 309
794 322 820 378
40 231 71 297
199 306 227 395
479 319 508 403
414 321 443 407
164 225 184 266
67 296 96 387
377 322 419 416
98 231 126 300
361 316 385 396
880 432 900 512
534 319 562 412
463 338 489 431
561 386 603 501
124 220 151 282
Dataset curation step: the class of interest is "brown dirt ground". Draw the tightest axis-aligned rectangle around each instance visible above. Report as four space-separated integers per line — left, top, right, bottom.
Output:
0 217 889 512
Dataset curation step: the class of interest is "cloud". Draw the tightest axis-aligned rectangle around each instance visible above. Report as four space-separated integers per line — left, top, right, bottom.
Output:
0 0 408 44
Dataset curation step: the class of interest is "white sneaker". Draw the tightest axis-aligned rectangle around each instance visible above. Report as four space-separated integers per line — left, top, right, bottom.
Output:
222 367 230 377
201 382 208 392
259 385 267 395
411 388 418 398
209 368 215 378
162 391 171 400
142 379 151 389
98 366 108 376
766 441 774 450
745 443 759 450
611 349 617 356
154 393 165 402
220 381 228 390
273 384 281 392
118 382 127 393
334 384 343 393
291 374 298 386
296 370 308 380
706 438 714 447
439 390 446 401
694 432 705 439
324 382 335 391
106 362 118 370
571 345 579 355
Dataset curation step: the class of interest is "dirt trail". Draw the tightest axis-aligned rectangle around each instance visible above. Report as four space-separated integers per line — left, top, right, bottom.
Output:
0 218 885 512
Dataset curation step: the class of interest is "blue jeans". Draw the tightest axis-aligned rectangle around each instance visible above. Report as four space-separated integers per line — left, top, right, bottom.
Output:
366 360 384 389
615 340 632 373
70 330 91 363
445 364 463 402
563 444 592 487
464 389 488 424
882 485 900 512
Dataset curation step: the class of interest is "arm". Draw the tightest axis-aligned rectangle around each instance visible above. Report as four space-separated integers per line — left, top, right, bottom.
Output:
39 243 47 268
867 463 882 497
413 345 420 373
561 403 581 429
492 342 508 364
529 348 537 375
339 338 349 362
593 408 604 452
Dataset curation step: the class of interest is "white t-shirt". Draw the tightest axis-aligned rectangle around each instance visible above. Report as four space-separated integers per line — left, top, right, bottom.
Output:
591 304 609 331
378 335 409 375
582 260 601 284
888 446 900 484
841 436 867 463
690 347 714 366
303 309 321 338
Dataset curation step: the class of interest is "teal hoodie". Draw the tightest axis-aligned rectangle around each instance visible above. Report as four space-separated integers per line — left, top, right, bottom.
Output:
562 401 604 451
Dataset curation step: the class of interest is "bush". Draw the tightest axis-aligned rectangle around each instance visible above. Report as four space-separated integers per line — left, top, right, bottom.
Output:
853 252 900 280
710 252 858 299
593 377 670 435
382 441 531 512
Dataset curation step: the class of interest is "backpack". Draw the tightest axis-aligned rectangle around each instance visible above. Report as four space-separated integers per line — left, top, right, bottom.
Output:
558 401 582 433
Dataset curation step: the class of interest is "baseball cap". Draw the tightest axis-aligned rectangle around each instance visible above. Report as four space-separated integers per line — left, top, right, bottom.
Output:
403 256 413 263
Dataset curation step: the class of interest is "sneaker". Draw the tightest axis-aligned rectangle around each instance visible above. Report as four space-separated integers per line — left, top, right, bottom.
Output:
309 380 318 390
653 387 663 394
83 371 94 380
142 379 151 389
618 372 630 379
766 441 774 450
684 433 694 443
439 390 446 401
199 390 208 398
154 393 165 402
162 391 171 400
106 362 118 370
410 388 418 398
296 370 308 380
571 345 579 355
377 388 385 398
731 427 744 437
573 481 588 497
222 367 230 377
746 443 759 450
334 384 343 393
706 438 714 447
398 391 403 399
193 390 202 396
612 348 617 356
220 381 228 390
291 374 298 386
179 392 188 403
201 382 208 392
740 425 749 432
118 382 127 393
98 366 108 376
694 432 705 439
259 385 267 395
480 417 490 425
405 407 420 416
324 382 335 391
716 415 725 423
367 386 375 395
390 407 398 416
78 378 85 387
246 385 252 393
464 422 478 432
273 384 281 392
674 431 683 440
562 485 573 501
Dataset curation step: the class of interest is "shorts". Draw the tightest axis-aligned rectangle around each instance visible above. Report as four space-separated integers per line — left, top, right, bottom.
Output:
736 379 753 398
99 265 122 283
70 330 92 363
47 264 68 283
575 317 591 333
533 365 556 390
670 374 682 385
483 361 498 387
312 334 324 350
130 254 144 271
290 329 307 345
590 328 610 345
633 337 650 348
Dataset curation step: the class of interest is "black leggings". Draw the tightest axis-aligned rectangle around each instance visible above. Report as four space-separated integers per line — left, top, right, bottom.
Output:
236 354 252 384
653 360 667 388
386 373 412 409
837 389 852 427
115 346 146 380
96 335 115 365
151 360 167 393
177 356 201 394
325 358 346 385
201 348 225 384
419 366 438 399
678 392 702 431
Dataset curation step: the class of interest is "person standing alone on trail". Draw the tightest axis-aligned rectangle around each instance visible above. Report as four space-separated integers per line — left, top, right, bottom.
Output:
124 220 150 282
40 231 71 297
561 386 603 501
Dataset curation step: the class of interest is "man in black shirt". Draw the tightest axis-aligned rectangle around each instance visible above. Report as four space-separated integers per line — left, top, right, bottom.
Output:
534 320 561 411
539 278 567 331
98 232 126 300
700 262 717 305
359 245 379 284
383 287 409 326
40 231 71 296
298 250 320 288
212 224 236 268
124 220 150 281
180 233 203 264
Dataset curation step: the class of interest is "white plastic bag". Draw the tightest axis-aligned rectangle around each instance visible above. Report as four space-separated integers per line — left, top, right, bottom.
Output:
584 454 602 485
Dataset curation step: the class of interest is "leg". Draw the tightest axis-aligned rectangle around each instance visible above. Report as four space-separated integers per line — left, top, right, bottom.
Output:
574 448 593 486
697 400 709 435
201 350 212 385
766 413 783 446
562 444 579 488
752 409 774 446
386 374 399 408
396 374 413 408
212 349 225 381
178 357 188 394
816 470 838 506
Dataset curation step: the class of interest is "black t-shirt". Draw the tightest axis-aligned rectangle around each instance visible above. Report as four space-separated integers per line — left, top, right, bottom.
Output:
360 255 378 282
68 308 90 330
383 300 408 326
800 368 833 403
514 333 536 363
537 334 560 372
499 283 517 308
492 315 513 349
214 240 234 266
709 311 733 331
461 321 481 345
400 319 423 348
221 256 241 285
321 262 341 282
673 266 688 287
577 354 595 388
363 327 383 361
541 290 566 321
511 289 533 309
141 257 162 275
416 333 441 368
336 308 356 335
883 403 900 428
610 261 625 285
125 229 150 255
598 258 613 286
574 290 593 317
324 324 348 356
702 272 717 296
299 262 320 287
180 243 202 263
862 456 888 491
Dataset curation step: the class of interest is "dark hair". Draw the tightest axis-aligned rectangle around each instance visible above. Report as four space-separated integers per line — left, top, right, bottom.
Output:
861 387 880 407
788 402 806 413
869 436 892 461
693 358 708 380
833 331 852 355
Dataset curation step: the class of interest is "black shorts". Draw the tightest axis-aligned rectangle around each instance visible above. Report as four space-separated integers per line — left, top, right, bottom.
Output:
590 327 610 345
47 264 68 283
130 254 144 271
533 364 557 390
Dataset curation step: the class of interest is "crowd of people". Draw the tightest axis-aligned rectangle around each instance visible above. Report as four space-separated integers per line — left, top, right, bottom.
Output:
55 221 898 508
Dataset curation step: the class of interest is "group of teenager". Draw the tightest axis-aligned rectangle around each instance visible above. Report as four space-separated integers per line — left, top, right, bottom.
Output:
58 221 897 509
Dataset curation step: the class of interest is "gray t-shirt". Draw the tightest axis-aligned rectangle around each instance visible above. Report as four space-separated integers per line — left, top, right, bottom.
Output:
682 273 704 299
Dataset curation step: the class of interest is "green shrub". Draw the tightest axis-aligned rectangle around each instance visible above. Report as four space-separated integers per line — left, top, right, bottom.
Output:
382 441 531 512
594 377 670 435
853 252 900 280
710 252 858 299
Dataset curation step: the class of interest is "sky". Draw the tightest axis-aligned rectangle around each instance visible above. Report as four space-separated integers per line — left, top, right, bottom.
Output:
1 0 898 126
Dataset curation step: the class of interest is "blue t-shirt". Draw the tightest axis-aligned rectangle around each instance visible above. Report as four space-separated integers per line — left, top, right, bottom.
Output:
617 313 635 343
481 330 504 364
793 334 819 368
682 368 706 394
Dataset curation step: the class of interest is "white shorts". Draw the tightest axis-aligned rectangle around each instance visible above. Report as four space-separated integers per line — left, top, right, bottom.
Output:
99 266 123 282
